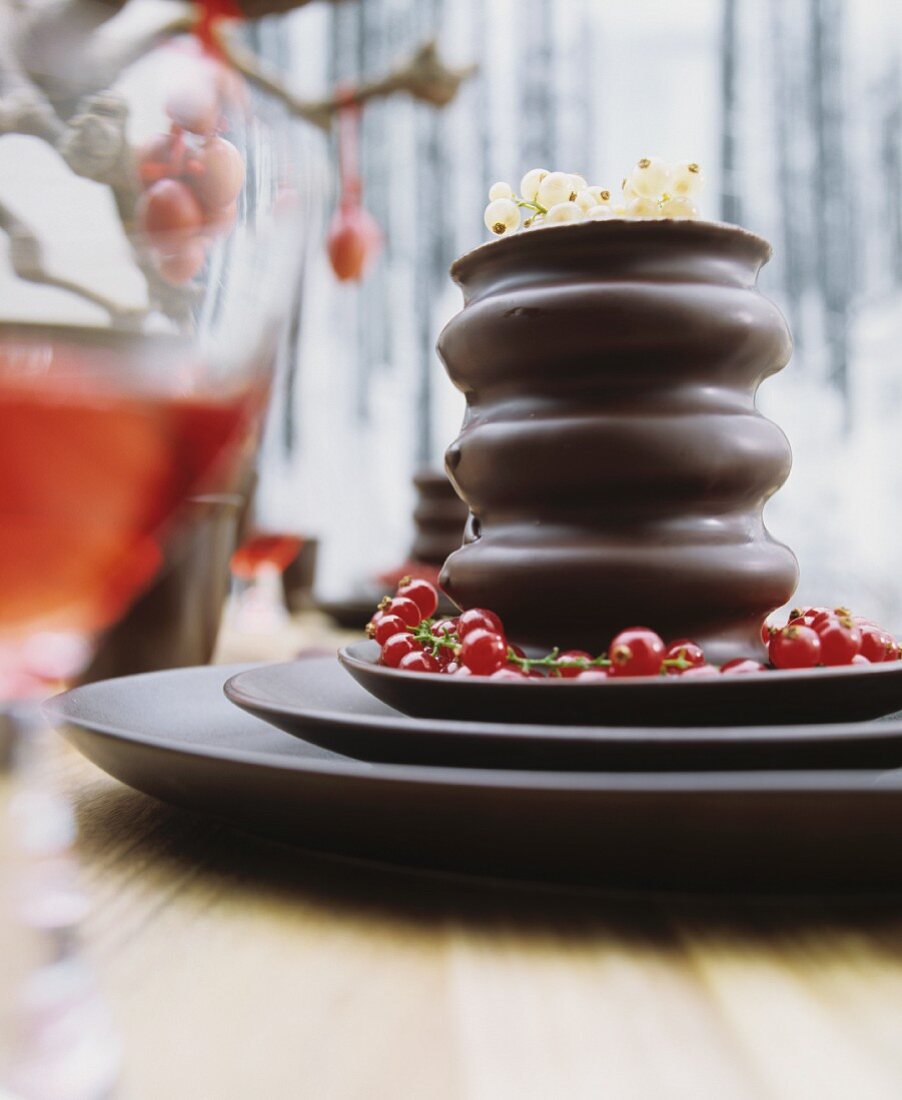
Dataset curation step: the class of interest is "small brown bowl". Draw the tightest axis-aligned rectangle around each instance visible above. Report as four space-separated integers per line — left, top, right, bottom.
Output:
338 641 902 728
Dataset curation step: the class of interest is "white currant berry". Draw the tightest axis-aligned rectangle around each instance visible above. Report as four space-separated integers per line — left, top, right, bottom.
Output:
669 161 704 198
569 173 588 193
484 198 521 235
659 195 699 219
586 204 614 220
488 181 514 201
542 200 583 225
520 168 549 203
578 186 611 210
629 156 670 200
537 171 577 209
575 189 598 213
612 204 628 217
626 195 661 219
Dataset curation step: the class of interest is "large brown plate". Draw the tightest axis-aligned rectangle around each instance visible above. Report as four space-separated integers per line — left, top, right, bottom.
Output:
46 663 902 890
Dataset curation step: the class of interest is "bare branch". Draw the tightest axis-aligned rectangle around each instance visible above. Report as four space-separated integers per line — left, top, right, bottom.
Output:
0 197 147 326
57 92 135 187
0 0 197 328
0 0 66 143
15 0 194 115
216 28 476 129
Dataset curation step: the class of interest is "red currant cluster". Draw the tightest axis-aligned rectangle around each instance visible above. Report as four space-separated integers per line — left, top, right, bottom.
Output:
369 583 902 680
134 65 245 286
369 581 763 679
764 607 900 669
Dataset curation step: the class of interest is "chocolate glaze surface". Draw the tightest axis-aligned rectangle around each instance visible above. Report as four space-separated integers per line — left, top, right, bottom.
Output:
437 220 798 663
409 468 468 565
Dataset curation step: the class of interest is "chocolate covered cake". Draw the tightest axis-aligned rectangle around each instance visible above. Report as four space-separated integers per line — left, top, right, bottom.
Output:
437 219 798 663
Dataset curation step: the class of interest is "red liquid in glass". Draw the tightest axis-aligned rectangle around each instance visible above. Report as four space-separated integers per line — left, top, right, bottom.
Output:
230 534 303 579
0 340 260 636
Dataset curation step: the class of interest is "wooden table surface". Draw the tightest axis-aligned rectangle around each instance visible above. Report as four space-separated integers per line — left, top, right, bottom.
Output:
52 613 902 1100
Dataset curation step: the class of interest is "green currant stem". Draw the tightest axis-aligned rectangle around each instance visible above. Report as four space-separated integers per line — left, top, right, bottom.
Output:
515 198 547 216
505 648 610 673
407 620 700 674
411 621 458 660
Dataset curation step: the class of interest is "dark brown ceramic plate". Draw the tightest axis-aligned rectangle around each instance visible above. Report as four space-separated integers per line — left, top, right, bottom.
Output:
44 663 902 890
339 640 902 728
223 657 902 771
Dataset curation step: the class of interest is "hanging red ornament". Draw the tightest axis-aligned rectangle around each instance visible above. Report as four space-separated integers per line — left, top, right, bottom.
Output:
163 0 247 136
193 0 243 59
327 203 382 282
326 90 382 282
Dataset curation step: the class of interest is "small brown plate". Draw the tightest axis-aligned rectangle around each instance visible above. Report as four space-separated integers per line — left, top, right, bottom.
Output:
224 654 902 771
338 640 902 728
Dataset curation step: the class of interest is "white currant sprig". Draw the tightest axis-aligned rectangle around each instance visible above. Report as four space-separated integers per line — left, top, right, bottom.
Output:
482 158 704 238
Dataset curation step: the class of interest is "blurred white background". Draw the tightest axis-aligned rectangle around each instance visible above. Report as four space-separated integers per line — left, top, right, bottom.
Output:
250 0 902 626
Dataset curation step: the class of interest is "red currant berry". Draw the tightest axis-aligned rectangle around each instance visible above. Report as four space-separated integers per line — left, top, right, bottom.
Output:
381 633 422 668
575 669 609 682
557 649 593 678
814 616 861 666
768 625 821 669
434 646 455 667
789 606 828 622
810 606 851 631
458 608 504 639
680 664 720 679
373 614 410 646
396 578 439 620
138 178 204 248
432 618 458 639
157 239 207 286
608 627 666 678
859 625 894 663
398 650 441 673
459 629 508 675
665 639 705 671
384 596 422 629
191 136 245 209
490 668 527 681
720 658 768 674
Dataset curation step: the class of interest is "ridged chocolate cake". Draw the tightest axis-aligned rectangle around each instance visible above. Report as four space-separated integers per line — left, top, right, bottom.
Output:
409 468 468 566
437 219 798 663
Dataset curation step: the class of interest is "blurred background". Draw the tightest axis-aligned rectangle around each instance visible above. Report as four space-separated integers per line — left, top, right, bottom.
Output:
250 0 902 624
3 0 901 626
